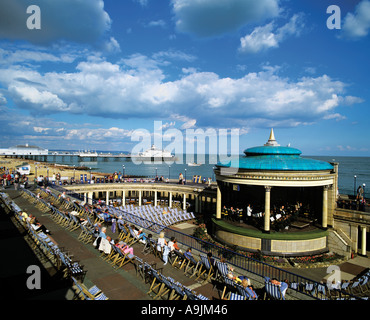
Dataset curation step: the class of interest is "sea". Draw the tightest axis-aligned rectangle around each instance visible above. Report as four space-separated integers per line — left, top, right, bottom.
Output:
43 152 369 197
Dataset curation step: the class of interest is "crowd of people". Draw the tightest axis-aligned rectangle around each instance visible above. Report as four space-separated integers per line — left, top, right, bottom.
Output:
221 201 315 231
337 185 367 212
1 168 29 190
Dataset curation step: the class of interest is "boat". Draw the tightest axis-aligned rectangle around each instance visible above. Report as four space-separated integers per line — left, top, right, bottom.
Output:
133 145 175 161
187 162 202 166
78 150 98 157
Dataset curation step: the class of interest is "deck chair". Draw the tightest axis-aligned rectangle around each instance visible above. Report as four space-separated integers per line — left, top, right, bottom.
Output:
183 287 199 300
235 283 258 300
220 276 237 300
71 277 105 300
195 254 214 283
134 256 146 281
167 277 186 300
147 269 167 299
171 250 187 270
225 292 246 300
111 249 135 270
316 283 327 299
264 279 288 300
157 276 176 300
183 253 200 278
117 222 130 242
126 225 140 246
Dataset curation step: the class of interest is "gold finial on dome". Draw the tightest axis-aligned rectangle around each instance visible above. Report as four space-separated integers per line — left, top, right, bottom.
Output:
264 128 280 146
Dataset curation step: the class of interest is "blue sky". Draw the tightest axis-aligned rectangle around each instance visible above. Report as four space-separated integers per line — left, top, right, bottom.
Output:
0 0 369 156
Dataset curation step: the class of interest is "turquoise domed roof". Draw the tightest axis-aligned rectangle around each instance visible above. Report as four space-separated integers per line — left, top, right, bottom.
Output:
217 129 334 172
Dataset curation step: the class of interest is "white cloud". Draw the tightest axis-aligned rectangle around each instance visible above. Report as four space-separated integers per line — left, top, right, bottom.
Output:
342 0 370 39
0 51 362 131
147 20 167 28
171 0 280 37
239 13 305 53
239 23 278 53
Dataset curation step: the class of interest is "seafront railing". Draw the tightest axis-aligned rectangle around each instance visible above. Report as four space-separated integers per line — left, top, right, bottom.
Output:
47 183 364 300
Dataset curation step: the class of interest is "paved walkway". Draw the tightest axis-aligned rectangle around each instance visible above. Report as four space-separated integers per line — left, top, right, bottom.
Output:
1 188 368 301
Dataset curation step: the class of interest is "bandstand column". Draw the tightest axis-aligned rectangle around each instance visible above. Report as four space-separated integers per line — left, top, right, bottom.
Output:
264 186 271 233
322 185 328 229
169 192 172 208
154 190 157 207
183 193 186 210
88 192 93 205
122 190 126 207
216 183 222 219
84 193 87 203
361 226 367 256
139 190 142 206
106 191 109 204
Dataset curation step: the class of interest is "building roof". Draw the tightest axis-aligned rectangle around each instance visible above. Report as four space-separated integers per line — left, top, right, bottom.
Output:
217 129 334 172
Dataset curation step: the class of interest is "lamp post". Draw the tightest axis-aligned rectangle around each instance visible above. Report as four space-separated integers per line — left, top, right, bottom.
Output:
169 165 171 180
122 165 125 178
354 175 357 197
90 167 92 182
185 168 187 183
155 167 157 178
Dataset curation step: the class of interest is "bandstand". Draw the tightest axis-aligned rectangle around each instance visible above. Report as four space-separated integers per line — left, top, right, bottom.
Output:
213 129 339 256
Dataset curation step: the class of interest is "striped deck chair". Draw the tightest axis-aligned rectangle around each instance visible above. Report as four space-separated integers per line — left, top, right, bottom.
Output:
171 250 187 270
235 283 258 300
147 269 168 299
183 252 200 278
183 286 198 300
227 292 246 300
111 249 135 270
264 278 288 300
195 254 214 283
220 276 237 300
71 277 105 300
316 283 327 299
167 277 186 300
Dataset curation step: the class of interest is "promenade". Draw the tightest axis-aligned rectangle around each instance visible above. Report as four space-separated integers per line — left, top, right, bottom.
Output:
1 186 368 302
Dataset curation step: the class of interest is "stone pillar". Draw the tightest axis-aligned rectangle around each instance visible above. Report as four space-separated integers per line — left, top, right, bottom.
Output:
361 226 367 256
88 192 93 205
122 189 126 207
169 192 172 208
139 190 142 206
322 185 328 229
183 193 186 210
216 183 222 219
154 190 157 207
264 186 271 233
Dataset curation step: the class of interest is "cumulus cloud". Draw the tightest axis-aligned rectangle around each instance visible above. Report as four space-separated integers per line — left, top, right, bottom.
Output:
239 13 305 53
0 49 361 133
171 0 280 37
341 0 370 39
0 0 111 45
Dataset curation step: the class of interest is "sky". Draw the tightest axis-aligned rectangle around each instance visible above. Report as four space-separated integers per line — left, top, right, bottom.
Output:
0 0 369 157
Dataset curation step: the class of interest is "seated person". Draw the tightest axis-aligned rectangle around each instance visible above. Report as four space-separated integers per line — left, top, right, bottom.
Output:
134 227 147 243
184 247 197 264
241 278 257 299
269 278 289 296
114 239 134 255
